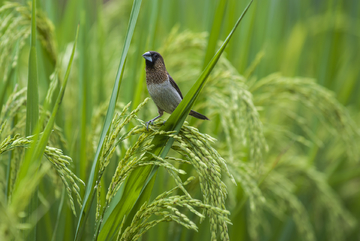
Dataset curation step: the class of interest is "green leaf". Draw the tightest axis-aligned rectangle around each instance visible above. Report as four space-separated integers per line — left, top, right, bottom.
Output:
74 0 143 239
97 1 253 240
202 0 228 69
132 0 159 109
167 0 253 130
26 0 39 137
51 188 66 241
78 0 91 181
24 1 39 239
33 25 80 164
0 41 19 116
12 25 80 205
4 42 20 204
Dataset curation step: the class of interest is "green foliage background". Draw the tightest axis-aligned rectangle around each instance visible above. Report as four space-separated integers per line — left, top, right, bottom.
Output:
0 0 359 240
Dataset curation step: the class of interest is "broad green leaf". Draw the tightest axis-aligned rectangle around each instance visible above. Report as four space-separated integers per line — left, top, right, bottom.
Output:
74 0 143 239
97 1 253 240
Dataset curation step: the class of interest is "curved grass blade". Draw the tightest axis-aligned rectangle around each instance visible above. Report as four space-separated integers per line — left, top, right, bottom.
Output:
166 0 253 131
97 1 254 240
74 0 143 239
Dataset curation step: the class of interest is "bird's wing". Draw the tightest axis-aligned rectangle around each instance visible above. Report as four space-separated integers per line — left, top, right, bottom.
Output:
168 74 183 99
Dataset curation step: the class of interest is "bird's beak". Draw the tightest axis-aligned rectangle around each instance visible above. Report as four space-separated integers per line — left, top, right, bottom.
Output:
142 52 153 62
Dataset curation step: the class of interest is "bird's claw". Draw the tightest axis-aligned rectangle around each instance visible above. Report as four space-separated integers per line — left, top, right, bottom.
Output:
146 118 165 130
146 120 154 130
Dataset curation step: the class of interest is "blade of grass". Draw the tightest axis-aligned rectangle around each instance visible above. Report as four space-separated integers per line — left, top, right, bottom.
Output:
97 1 253 240
0 40 19 116
165 0 253 131
132 0 159 121
51 188 66 241
78 0 90 181
202 0 228 69
198 0 227 130
58 0 80 47
26 0 39 137
4 41 20 204
25 1 39 239
32 25 79 164
74 0 143 239
96 0 105 103
12 25 79 229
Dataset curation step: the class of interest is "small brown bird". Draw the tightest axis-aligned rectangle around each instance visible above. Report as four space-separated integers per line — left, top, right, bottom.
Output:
142 51 209 129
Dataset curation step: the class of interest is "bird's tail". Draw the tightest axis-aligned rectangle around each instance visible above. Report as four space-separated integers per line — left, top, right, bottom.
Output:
189 110 209 120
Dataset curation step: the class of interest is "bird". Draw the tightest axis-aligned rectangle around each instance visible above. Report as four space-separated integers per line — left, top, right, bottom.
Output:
142 51 209 129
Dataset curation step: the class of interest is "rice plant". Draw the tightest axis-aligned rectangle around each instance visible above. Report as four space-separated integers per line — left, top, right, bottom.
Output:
0 0 359 241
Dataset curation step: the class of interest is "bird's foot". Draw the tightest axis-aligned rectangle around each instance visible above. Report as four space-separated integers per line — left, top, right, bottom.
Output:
146 120 154 130
163 120 166 125
146 115 164 130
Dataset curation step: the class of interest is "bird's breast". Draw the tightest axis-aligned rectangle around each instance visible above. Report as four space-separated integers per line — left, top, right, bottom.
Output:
147 79 182 114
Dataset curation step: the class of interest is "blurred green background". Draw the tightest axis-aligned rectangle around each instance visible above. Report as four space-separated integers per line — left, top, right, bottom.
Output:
38 0 360 107
1 0 360 240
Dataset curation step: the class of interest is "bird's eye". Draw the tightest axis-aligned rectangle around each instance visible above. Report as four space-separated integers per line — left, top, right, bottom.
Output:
154 54 158 58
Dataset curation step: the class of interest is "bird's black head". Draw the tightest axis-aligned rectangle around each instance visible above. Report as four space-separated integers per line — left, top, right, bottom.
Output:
142 51 165 69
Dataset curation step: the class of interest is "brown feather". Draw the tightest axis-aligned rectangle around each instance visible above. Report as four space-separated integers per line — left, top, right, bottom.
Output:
145 53 168 84
168 74 183 99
